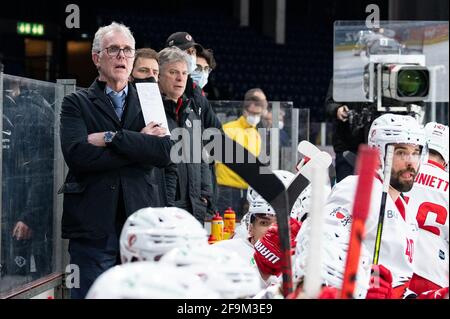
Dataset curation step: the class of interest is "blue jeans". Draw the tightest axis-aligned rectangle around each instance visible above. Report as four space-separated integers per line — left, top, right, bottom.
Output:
68 233 120 299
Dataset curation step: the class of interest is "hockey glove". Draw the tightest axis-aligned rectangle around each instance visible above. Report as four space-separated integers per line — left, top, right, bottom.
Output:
253 218 301 277
366 264 393 299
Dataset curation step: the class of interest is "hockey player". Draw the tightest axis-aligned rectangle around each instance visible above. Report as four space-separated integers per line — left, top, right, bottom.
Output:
159 245 261 298
319 113 425 298
292 224 372 299
86 261 219 299
119 207 208 263
405 122 449 298
253 217 301 283
212 170 298 266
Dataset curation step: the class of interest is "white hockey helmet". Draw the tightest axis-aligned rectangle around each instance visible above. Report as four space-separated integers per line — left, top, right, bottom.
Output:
233 212 251 239
424 122 449 165
86 261 219 299
294 222 371 299
368 113 426 170
119 207 208 263
293 183 332 223
159 245 261 299
247 170 301 220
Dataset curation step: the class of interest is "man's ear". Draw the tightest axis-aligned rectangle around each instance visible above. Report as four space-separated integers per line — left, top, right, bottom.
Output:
92 53 100 70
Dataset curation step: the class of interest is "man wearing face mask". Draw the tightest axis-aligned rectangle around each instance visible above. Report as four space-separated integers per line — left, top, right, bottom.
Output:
262 108 290 147
165 32 222 219
215 89 266 219
130 48 159 82
191 48 216 92
165 32 221 130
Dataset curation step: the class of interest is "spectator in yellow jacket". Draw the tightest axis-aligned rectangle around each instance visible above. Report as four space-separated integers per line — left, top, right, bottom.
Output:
215 88 267 219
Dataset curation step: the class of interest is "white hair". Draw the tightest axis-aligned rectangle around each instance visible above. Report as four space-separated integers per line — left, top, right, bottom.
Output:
92 22 135 54
157 46 190 73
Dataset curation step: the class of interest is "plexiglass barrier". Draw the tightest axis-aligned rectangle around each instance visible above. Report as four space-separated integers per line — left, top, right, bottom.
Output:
0 79 311 296
210 101 309 172
209 100 309 218
0 74 74 298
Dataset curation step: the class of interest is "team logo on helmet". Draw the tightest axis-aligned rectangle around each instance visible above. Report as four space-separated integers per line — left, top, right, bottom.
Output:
185 34 192 41
15 256 26 268
168 40 174 46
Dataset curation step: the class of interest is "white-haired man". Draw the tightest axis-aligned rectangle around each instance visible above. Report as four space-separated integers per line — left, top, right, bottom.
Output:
59 22 173 298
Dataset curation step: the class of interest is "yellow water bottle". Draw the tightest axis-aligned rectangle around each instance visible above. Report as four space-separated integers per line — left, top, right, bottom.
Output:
211 212 224 241
223 207 236 237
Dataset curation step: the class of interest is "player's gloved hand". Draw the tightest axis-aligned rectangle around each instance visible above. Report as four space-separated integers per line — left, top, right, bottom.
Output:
418 287 449 299
286 285 339 299
318 286 339 299
253 218 301 277
366 264 393 299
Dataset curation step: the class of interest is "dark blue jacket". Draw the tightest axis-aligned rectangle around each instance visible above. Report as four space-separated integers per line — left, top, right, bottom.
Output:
59 80 173 239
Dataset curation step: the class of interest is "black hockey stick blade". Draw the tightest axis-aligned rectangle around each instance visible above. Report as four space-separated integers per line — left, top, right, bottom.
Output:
210 132 293 296
287 174 310 212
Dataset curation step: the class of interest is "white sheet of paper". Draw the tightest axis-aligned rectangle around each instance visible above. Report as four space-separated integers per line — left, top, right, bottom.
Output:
135 82 171 135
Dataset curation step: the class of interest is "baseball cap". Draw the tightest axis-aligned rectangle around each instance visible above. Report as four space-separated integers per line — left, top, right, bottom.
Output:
165 32 204 52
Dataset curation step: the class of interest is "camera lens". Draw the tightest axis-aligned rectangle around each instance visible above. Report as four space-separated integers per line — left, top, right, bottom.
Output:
397 69 429 97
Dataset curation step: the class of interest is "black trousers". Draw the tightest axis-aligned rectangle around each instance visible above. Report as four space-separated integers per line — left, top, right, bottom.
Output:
335 152 355 183
68 188 126 299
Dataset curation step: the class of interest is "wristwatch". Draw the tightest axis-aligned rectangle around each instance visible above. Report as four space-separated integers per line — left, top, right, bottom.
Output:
104 131 116 144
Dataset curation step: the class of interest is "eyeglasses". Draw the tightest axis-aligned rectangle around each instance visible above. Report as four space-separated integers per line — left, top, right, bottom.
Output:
195 65 212 74
99 46 136 58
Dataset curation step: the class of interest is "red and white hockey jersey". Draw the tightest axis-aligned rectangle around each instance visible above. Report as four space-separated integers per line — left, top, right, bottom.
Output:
404 160 449 293
323 175 418 289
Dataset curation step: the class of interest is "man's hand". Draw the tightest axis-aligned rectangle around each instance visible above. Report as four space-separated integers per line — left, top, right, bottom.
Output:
141 122 168 137
366 264 393 299
87 132 107 147
336 105 349 122
12 221 32 240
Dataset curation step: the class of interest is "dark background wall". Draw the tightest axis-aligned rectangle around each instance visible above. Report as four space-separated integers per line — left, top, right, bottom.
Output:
0 0 448 121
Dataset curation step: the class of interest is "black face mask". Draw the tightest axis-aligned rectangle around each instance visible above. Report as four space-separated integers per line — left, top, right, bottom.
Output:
132 76 157 84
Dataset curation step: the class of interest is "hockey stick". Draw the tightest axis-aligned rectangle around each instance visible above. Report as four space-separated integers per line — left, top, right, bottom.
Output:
372 144 395 265
288 151 332 212
302 162 328 298
211 133 292 296
340 145 379 299
289 141 332 212
288 143 333 298
212 135 332 297
297 140 321 163
297 141 336 185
